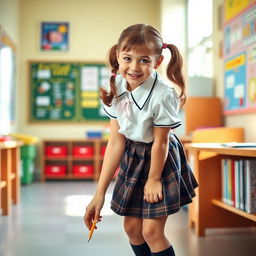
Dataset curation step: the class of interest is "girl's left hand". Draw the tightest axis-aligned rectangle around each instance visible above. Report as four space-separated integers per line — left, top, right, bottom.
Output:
144 179 163 203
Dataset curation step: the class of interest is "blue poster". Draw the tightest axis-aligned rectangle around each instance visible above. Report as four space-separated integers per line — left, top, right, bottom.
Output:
41 22 69 51
224 53 247 112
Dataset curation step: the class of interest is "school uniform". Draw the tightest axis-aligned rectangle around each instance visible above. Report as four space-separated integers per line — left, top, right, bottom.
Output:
103 71 198 219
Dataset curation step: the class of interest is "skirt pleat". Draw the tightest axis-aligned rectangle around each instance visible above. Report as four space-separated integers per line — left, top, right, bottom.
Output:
110 133 198 218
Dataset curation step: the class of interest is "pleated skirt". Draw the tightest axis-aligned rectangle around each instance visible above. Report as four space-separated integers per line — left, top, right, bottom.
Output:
110 133 198 219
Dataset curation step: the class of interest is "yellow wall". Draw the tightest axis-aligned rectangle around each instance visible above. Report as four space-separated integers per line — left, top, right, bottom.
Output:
19 0 160 139
0 0 19 42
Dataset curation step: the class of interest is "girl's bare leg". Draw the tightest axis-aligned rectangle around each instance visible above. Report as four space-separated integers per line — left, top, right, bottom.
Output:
123 216 144 244
142 216 171 253
124 216 151 256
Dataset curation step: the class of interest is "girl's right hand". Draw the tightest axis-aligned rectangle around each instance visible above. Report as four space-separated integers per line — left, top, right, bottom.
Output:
84 195 104 230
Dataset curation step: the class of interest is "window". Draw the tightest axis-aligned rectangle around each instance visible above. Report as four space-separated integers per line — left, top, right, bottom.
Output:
0 27 16 135
187 0 213 78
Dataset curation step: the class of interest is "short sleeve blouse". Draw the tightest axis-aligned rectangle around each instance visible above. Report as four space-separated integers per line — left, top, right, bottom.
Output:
103 71 181 143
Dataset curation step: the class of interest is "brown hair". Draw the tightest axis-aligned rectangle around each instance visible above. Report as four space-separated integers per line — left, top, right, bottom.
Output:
101 24 186 106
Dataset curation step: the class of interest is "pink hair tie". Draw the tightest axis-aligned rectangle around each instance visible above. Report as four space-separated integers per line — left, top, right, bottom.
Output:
111 73 117 78
162 43 168 49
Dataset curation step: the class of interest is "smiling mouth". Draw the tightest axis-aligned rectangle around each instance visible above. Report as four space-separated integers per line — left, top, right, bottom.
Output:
127 73 142 78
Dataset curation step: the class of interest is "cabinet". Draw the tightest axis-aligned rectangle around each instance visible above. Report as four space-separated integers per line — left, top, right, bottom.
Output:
186 144 256 236
41 139 107 181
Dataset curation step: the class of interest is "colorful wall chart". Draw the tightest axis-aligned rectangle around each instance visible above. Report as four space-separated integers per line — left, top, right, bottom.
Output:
29 61 110 122
223 0 256 114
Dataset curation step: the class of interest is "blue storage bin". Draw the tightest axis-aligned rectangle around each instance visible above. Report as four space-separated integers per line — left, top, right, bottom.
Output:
86 131 102 139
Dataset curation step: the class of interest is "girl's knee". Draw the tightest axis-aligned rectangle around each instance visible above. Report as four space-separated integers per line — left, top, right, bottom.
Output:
123 217 143 240
142 225 158 244
142 218 166 245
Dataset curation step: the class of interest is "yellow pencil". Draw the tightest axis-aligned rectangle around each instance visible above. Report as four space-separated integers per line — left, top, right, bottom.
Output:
87 220 97 242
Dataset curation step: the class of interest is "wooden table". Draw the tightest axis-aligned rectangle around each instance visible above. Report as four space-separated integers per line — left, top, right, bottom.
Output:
0 141 22 215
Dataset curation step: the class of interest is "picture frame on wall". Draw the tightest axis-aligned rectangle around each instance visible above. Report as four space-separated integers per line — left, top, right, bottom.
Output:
41 22 69 51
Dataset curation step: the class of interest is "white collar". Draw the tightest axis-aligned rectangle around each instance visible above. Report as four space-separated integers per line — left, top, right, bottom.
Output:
115 71 158 110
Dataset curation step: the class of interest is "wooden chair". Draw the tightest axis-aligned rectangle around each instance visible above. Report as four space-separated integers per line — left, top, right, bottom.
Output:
184 97 223 135
191 127 244 160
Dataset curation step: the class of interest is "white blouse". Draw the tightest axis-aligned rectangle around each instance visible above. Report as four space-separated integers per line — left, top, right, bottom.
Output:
103 71 181 143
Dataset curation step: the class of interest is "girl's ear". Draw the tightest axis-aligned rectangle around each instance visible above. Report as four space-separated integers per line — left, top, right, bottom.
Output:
154 55 164 69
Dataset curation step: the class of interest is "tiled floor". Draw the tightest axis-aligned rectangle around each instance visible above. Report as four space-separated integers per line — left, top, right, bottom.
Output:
0 181 255 256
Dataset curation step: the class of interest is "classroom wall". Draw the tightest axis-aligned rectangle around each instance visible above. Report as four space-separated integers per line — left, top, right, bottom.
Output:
213 0 256 141
18 0 160 139
3 0 255 142
0 0 19 42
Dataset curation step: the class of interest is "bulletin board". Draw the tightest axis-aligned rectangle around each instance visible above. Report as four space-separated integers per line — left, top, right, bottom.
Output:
223 1 256 115
29 61 110 122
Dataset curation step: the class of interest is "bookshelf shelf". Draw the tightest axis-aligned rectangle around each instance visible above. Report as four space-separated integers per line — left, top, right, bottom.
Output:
186 144 256 236
212 199 256 222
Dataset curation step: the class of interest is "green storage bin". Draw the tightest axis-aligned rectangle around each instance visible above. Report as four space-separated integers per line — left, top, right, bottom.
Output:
21 159 35 184
21 145 36 159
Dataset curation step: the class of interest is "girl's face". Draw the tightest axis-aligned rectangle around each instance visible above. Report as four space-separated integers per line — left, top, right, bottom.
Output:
116 45 163 90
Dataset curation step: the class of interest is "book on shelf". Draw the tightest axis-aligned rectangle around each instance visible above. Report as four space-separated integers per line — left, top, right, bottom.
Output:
245 159 256 213
239 159 245 210
221 158 256 213
234 160 240 209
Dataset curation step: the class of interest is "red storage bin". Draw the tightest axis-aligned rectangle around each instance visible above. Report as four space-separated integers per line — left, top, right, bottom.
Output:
46 145 67 157
45 165 66 176
101 145 107 156
73 165 93 177
73 145 93 157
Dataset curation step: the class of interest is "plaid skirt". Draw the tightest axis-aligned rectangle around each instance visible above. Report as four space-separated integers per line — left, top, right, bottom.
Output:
110 133 198 218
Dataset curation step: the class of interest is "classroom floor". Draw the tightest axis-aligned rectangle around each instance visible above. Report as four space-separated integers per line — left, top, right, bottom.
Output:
0 181 255 256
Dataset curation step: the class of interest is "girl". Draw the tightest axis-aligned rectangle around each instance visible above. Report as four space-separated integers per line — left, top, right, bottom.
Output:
84 24 198 256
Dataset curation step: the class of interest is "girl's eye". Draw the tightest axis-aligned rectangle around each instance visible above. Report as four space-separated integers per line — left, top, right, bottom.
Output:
123 57 131 62
141 59 150 63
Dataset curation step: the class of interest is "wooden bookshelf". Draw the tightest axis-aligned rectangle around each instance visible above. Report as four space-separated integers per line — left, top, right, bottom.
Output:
212 199 256 222
186 144 256 236
41 139 107 181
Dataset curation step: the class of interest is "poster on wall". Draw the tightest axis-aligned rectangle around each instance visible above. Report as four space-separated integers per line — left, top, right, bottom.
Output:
223 1 256 114
41 22 69 51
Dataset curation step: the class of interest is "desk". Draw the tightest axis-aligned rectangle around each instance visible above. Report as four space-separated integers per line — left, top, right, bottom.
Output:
0 141 22 215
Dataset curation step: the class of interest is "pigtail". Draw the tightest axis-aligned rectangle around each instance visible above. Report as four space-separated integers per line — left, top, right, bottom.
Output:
100 44 119 106
165 44 186 107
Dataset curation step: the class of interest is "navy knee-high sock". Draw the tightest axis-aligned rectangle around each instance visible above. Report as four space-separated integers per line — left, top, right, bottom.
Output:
130 242 151 256
151 246 175 256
